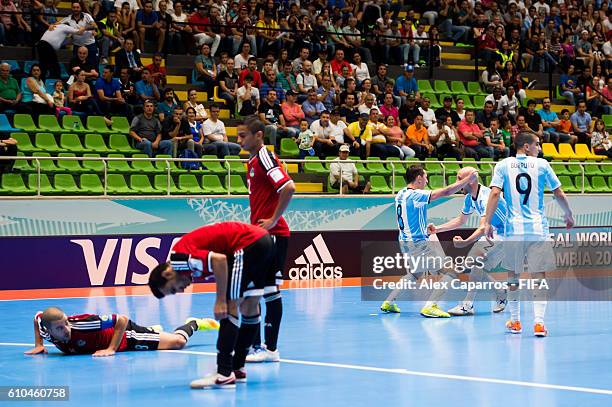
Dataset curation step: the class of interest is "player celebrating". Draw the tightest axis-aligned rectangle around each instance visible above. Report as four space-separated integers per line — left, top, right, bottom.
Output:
381 164 478 317
237 116 295 363
484 132 574 337
148 221 276 389
24 306 217 356
428 167 508 316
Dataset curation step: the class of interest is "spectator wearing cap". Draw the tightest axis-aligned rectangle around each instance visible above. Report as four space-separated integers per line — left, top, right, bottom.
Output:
434 96 461 127
281 90 304 132
405 113 433 160
311 110 340 158
302 90 327 126
394 65 419 106
457 110 493 160
398 93 420 129
418 97 436 128
343 113 372 158
329 144 371 194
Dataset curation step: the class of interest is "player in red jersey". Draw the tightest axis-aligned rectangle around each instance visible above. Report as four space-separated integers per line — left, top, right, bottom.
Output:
148 221 277 389
24 306 218 356
238 116 295 363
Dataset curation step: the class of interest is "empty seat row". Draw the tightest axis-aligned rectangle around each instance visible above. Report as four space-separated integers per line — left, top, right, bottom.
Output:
1 114 130 134
12 133 138 155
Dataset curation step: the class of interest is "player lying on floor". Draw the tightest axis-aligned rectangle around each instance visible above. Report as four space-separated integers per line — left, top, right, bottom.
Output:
24 306 219 357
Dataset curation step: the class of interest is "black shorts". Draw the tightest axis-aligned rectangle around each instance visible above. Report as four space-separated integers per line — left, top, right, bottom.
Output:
226 234 276 301
268 235 289 294
124 320 160 351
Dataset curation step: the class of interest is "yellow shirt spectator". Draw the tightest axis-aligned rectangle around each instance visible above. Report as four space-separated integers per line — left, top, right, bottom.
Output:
346 120 372 143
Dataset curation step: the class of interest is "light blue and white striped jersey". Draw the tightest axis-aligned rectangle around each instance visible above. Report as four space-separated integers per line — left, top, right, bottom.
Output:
395 188 432 242
461 184 508 235
490 154 561 237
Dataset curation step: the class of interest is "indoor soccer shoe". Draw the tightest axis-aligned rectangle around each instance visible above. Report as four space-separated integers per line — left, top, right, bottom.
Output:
534 323 548 337
506 320 522 334
380 301 401 313
420 304 451 318
190 372 236 389
245 346 280 363
234 368 247 383
447 303 475 316
186 317 220 331
493 290 507 313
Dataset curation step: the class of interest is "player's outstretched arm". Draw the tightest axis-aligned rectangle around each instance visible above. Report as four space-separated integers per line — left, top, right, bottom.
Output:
429 213 470 235
210 253 229 320
483 186 502 239
553 188 575 228
430 170 478 201
258 181 295 230
24 317 47 355
93 314 129 357
454 217 487 248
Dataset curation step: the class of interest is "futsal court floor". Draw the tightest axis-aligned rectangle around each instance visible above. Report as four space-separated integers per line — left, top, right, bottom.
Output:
1 283 611 406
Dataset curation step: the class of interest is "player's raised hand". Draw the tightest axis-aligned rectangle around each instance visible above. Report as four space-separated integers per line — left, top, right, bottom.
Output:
93 348 116 357
564 212 575 229
24 345 47 355
214 299 228 321
427 223 437 235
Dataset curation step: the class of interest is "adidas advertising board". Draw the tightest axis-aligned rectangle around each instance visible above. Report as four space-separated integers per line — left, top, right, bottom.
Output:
288 234 343 280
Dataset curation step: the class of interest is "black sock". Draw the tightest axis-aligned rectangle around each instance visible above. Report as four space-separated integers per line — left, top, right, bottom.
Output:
173 320 199 342
263 292 282 352
251 302 262 348
216 315 239 377
232 314 261 371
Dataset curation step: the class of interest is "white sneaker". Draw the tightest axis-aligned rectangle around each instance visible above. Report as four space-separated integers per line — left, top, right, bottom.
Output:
447 303 475 316
190 372 236 389
493 291 507 313
245 347 280 363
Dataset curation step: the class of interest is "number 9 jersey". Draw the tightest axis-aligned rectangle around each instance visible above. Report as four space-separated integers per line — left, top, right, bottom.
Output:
490 154 561 238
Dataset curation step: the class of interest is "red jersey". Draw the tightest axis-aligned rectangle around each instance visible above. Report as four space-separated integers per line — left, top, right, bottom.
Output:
35 312 128 355
172 221 268 274
247 146 292 237
145 63 167 87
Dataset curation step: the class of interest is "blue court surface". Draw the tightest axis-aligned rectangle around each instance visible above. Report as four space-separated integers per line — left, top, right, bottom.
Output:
1 286 611 406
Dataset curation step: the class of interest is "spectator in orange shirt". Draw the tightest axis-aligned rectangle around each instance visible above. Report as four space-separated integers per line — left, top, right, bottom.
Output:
457 110 494 160
405 113 433 159
556 109 575 140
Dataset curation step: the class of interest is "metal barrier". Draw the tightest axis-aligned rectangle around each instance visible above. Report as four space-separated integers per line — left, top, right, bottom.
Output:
0 155 611 196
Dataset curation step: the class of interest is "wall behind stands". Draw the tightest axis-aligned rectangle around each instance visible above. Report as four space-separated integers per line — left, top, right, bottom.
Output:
0 196 611 290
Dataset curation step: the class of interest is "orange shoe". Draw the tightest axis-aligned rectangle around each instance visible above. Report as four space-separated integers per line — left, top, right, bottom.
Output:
534 323 548 337
506 320 522 334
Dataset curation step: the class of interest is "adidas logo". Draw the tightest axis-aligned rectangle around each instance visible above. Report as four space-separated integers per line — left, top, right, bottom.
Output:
289 234 343 280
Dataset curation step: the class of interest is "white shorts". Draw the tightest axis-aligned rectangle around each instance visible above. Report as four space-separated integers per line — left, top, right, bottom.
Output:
501 235 556 274
467 232 504 271
399 236 446 276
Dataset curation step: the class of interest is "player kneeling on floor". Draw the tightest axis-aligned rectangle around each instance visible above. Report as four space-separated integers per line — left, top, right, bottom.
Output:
148 221 277 390
24 306 218 357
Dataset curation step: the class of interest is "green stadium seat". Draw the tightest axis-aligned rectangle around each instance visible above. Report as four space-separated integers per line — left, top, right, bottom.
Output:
80 174 104 195
558 176 579 193
417 80 435 94
62 115 87 132
386 157 404 175
429 175 445 189
467 81 485 95
280 138 299 157
201 155 226 175
575 175 592 193
87 116 113 133
450 81 469 95
603 114 612 128
107 174 135 194
1 173 34 195
130 174 160 194
54 173 81 195
57 153 86 173
551 163 570 176
11 132 38 153
27 173 54 194
443 158 461 176
226 175 248 194
202 174 227 194
478 158 494 176
13 152 33 173
304 156 328 175
38 115 63 133
84 133 114 154
13 114 38 132
131 153 161 173
178 174 205 194
32 152 60 172
482 175 490 186
472 95 486 110
601 163 612 176
110 116 130 134
583 163 603 176
327 177 339 193
457 95 475 110
154 154 174 172
369 175 391 193
324 156 337 170
366 157 389 175
34 132 62 153
154 174 181 194
422 93 440 109
60 133 89 153
389 174 407 191
82 154 106 172
107 153 132 172
590 176 609 193
109 134 138 154
224 155 246 175
566 162 583 176
434 80 451 94
424 158 442 175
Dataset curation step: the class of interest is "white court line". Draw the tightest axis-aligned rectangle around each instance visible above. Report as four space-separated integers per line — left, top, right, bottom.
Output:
5 342 612 396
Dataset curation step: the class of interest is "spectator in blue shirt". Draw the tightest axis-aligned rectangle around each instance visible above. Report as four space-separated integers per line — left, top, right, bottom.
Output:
394 65 420 105
136 1 165 53
559 64 582 106
302 90 326 125
134 68 160 105
95 66 130 118
570 100 593 144
538 97 576 145
259 71 286 103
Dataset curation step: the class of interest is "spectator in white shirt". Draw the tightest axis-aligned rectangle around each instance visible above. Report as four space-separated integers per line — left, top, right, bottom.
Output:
350 52 370 86
418 97 436 128
201 104 241 157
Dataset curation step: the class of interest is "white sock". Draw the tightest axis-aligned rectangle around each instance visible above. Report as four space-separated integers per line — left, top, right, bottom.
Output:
534 301 547 324
508 289 520 321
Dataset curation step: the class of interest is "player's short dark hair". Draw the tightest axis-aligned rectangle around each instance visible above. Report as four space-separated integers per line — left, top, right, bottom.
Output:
240 116 266 136
148 262 170 299
527 99 536 106
405 165 425 184
514 132 537 149
561 108 570 115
